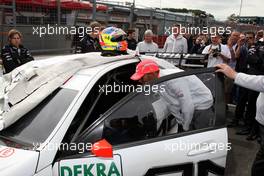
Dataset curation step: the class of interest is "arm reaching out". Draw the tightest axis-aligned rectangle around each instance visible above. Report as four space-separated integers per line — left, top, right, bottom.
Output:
216 64 264 92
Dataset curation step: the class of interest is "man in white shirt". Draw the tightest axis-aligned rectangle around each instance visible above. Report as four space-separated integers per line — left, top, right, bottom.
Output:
136 30 159 54
163 23 188 53
216 63 264 176
224 31 240 104
159 72 214 131
202 34 231 67
130 59 214 131
227 31 240 69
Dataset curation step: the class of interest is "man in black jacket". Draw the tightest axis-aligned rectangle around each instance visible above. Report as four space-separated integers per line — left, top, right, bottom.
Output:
1 29 34 74
79 21 102 53
235 32 264 140
244 38 264 140
126 29 137 50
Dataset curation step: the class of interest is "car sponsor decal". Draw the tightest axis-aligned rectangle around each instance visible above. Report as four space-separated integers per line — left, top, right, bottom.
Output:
59 154 122 176
0 148 15 158
145 160 225 176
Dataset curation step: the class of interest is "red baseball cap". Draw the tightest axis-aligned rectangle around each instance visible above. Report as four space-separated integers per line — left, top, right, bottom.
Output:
130 59 160 81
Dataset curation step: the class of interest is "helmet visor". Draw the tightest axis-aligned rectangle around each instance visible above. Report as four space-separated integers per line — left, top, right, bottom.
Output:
111 35 126 42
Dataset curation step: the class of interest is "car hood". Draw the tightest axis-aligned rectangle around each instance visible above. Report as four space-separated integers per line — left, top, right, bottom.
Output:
0 146 39 176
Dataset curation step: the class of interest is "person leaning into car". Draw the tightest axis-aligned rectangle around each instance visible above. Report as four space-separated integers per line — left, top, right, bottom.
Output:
216 63 264 176
1 29 34 74
130 59 214 132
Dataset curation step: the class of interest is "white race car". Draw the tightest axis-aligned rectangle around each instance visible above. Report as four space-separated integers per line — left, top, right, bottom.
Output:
0 52 228 176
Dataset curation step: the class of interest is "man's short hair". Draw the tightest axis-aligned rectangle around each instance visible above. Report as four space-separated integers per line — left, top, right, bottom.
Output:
257 30 264 36
89 21 101 31
211 32 221 38
144 30 153 36
246 31 255 38
8 29 22 39
231 31 240 36
127 29 135 35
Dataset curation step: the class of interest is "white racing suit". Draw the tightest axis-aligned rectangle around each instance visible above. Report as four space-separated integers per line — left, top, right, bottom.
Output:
159 70 214 131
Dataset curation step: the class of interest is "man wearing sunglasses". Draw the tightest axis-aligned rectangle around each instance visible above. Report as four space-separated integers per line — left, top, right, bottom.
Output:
231 32 264 141
1 29 34 74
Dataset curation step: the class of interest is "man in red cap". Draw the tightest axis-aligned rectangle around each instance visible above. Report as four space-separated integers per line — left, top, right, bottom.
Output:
130 59 160 84
131 59 214 131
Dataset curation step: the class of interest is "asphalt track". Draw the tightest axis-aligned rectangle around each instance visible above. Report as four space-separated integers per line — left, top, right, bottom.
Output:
225 107 259 176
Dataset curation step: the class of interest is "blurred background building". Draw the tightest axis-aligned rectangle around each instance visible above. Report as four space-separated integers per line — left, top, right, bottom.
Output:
0 0 263 54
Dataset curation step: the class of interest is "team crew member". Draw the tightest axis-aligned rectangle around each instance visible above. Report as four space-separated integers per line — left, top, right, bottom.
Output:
216 64 264 176
1 29 34 74
241 33 264 139
126 29 137 50
163 23 188 53
130 59 214 131
79 21 102 53
136 30 159 54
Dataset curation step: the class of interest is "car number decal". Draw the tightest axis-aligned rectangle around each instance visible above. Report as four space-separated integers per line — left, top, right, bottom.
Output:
145 160 225 176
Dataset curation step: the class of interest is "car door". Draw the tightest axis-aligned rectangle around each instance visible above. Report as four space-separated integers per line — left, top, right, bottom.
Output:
53 67 228 176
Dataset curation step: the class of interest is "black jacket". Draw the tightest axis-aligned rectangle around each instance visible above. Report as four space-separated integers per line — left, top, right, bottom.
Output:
247 42 264 75
235 44 248 73
190 43 205 54
126 38 137 50
1 44 34 74
79 34 102 53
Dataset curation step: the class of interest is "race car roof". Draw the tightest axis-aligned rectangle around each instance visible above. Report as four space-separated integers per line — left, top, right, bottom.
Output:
31 52 139 71
0 51 180 131
0 52 139 130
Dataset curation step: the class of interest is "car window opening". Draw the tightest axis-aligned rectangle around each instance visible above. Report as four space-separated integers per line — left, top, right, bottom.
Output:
60 63 138 154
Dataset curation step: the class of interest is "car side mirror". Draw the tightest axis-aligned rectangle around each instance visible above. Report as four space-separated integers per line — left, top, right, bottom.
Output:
91 139 113 158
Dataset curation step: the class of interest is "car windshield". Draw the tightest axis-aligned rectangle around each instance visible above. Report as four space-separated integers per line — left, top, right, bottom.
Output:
0 88 78 149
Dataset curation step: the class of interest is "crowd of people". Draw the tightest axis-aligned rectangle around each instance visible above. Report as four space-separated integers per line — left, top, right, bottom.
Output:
0 20 264 175
1 22 264 141
128 25 264 142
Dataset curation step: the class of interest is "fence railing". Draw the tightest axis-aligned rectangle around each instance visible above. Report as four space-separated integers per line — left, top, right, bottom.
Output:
140 52 207 68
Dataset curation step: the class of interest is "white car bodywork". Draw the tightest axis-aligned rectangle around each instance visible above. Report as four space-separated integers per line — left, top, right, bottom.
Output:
0 53 228 176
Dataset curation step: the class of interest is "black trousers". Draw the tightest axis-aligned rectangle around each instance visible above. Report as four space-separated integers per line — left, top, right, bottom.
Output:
191 107 214 130
235 86 248 122
235 87 259 129
252 123 264 176
245 90 260 133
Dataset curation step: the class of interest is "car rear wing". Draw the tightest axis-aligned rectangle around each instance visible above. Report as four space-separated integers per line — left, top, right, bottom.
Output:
139 52 207 69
